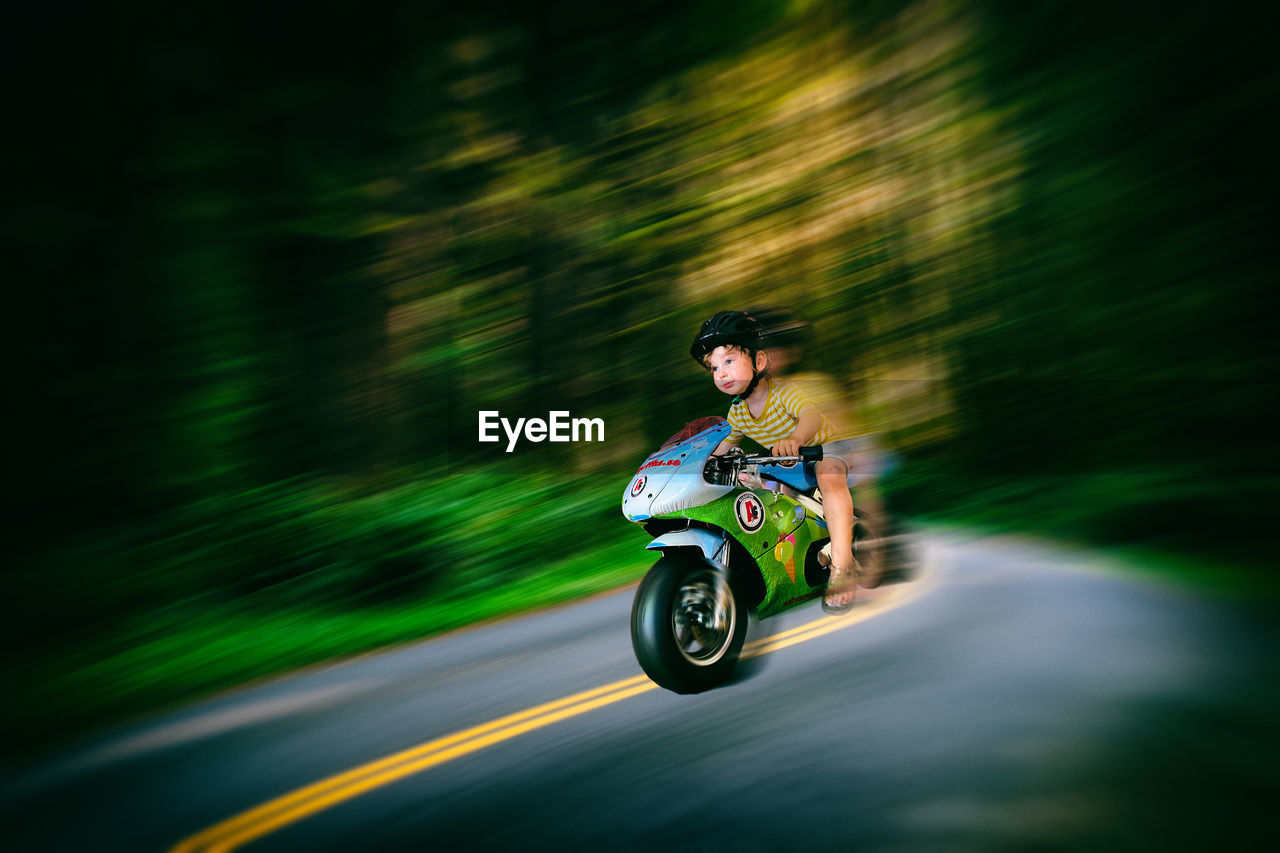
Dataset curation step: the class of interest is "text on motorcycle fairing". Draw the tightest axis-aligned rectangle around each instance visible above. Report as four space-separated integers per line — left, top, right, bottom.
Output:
478 411 605 452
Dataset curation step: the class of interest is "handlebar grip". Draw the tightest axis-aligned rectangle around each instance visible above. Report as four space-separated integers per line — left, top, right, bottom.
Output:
800 446 823 462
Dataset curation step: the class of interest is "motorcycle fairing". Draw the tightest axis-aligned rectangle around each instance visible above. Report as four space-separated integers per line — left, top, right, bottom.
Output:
622 421 733 522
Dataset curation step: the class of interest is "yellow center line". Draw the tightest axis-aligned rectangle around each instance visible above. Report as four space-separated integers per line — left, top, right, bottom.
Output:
206 681 659 853
170 677 653 853
172 555 936 853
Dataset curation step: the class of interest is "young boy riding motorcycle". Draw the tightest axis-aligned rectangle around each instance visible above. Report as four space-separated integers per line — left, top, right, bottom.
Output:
690 310 881 613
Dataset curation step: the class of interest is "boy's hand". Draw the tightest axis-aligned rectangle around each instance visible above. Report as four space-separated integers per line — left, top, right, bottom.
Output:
772 437 802 457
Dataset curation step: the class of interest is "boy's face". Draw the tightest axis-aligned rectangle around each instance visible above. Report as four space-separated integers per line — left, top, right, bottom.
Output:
705 345 760 396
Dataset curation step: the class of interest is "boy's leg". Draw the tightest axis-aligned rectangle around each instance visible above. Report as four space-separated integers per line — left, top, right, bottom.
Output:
819 458 887 591
817 459 856 610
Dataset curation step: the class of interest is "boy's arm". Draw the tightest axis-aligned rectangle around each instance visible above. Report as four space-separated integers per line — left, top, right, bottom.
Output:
773 402 821 456
716 410 745 455
712 439 739 456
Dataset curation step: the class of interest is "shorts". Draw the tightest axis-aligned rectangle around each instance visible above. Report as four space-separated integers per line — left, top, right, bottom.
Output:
820 435 895 487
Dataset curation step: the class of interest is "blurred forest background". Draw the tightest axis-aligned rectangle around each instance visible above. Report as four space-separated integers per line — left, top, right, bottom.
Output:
8 0 1276 758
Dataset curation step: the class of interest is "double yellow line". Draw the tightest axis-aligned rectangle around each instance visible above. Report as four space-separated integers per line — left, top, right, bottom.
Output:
172 567 931 852
172 676 658 853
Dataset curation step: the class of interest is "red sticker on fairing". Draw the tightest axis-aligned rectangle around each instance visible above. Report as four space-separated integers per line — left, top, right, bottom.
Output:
734 492 765 533
630 475 647 497
638 458 682 472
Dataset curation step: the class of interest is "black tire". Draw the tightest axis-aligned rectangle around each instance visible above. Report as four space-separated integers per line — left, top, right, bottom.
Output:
630 553 749 694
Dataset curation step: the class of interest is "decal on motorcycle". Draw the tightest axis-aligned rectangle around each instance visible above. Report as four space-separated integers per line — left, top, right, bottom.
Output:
734 493 765 534
782 590 823 608
630 475 647 497
637 458 681 473
774 533 797 582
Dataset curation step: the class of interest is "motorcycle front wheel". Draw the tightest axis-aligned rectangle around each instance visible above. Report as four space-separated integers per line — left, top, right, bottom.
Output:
630 553 748 694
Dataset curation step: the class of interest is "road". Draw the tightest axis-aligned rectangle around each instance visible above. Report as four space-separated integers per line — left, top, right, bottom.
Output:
4 533 1277 851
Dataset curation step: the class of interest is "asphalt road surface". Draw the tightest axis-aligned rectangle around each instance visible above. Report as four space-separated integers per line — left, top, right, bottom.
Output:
5 533 1278 852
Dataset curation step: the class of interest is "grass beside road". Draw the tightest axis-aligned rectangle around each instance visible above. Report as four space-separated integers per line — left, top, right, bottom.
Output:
19 536 653 768
13 468 656 768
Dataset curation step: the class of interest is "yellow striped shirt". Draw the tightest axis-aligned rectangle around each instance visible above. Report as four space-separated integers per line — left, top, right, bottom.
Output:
724 378 838 448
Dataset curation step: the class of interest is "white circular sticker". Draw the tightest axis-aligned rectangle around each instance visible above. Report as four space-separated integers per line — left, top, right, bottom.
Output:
630 475 647 497
734 492 765 533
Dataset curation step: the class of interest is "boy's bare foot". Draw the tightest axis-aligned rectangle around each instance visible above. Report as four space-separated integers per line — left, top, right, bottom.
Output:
822 562 857 614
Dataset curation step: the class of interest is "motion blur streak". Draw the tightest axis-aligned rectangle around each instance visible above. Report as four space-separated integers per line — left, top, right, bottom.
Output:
12 0 1274 770
173 559 934 853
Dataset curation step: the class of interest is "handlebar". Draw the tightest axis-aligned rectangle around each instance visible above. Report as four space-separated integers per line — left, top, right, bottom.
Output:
739 446 824 464
702 445 822 487
717 445 823 466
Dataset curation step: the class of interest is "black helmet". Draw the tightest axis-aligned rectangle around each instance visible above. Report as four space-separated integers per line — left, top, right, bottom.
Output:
689 310 766 364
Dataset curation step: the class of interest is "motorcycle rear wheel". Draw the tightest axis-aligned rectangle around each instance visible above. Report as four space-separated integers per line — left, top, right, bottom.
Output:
631 553 748 694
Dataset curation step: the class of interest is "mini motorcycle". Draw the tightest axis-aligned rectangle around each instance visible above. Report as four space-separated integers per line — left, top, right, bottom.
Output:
622 416 885 694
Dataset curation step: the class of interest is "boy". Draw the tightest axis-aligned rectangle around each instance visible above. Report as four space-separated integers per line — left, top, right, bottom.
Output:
690 310 879 613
